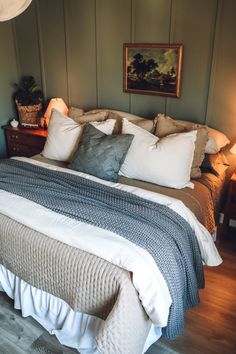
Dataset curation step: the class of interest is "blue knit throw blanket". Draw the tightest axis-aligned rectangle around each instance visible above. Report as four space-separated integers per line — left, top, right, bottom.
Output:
0 159 204 339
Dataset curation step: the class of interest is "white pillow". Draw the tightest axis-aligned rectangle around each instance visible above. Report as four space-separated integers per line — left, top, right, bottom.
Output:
90 119 116 135
119 119 197 189
42 110 116 162
206 127 230 154
42 108 83 162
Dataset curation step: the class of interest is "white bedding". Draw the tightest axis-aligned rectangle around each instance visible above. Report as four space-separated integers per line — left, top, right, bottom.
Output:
0 157 222 329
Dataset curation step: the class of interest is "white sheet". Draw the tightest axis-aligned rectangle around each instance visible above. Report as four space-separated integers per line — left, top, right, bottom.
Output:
0 157 222 328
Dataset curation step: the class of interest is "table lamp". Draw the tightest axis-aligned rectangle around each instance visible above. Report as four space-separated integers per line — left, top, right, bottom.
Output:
43 98 68 129
0 0 32 21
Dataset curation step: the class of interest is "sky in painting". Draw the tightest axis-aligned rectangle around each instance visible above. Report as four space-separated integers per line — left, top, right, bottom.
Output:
127 48 178 74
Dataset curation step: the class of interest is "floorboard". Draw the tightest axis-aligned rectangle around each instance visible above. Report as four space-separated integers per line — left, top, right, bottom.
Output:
0 229 235 354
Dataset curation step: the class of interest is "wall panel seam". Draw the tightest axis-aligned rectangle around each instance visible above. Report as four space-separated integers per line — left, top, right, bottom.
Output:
11 20 21 79
130 0 135 114
35 0 47 100
165 0 174 115
205 0 222 125
62 0 70 105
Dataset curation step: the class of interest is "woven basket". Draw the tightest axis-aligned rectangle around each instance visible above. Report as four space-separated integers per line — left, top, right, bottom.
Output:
16 100 42 127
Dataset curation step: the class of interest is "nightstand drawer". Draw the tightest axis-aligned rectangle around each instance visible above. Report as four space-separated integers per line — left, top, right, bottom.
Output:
7 131 45 149
3 125 47 158
8 143 43 157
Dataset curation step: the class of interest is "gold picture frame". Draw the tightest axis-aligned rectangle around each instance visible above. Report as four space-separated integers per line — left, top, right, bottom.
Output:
123 43 183 98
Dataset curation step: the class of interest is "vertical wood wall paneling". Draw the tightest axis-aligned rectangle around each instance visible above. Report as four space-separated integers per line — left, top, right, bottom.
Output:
0 23 19 157
131 0 172 118
166 0 218 124
37 0 68 104
64 0 97 110
96 0 132 111
14 2 42 87
207 0 236 141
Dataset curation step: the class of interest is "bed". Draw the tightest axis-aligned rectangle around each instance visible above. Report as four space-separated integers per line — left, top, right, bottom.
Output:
0 109 227 354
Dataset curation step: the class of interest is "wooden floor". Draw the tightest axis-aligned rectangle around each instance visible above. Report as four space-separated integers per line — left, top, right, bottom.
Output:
0 229 235 354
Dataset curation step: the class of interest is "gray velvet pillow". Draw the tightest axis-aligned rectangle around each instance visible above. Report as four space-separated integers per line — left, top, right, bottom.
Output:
69 123 134 182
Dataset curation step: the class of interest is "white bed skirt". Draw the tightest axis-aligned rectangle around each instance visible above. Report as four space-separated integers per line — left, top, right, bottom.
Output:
0 265 161 353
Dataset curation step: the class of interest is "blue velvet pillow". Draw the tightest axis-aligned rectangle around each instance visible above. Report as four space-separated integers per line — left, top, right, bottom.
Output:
69 123 134 182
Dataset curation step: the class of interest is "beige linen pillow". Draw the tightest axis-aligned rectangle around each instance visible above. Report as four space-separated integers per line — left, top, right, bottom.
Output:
191 127 209 178
72 110 108 124
131 119 155 133
154 114 190 138
79 109 122 134
86 108 156 133
154 114 208 178
155 113 229 154
68 106 84 120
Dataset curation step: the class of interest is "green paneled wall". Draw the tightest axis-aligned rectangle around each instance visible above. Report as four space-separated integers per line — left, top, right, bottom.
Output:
65 0 97 109
0 0 236 156
166 0 218 124
131 0 171 117
207 0 236 141
0 22 19 157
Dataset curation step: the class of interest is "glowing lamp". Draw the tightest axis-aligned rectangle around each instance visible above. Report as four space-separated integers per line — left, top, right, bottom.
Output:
43 98 68 128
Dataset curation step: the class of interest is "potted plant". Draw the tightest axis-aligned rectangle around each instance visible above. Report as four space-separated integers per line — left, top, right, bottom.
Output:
13 76 44 128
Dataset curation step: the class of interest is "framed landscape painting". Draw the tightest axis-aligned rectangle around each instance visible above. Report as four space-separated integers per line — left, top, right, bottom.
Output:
123 43 183 98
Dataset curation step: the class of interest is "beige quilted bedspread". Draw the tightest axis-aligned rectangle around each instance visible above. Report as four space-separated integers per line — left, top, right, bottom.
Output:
0 213 151 354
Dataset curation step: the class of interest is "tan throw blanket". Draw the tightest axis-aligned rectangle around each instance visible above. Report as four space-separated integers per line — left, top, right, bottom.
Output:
0 213 151 354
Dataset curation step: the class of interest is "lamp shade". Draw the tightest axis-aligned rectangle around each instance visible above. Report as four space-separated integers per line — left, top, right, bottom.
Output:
230 143 236 155
0 0 32 21
44 98 68 125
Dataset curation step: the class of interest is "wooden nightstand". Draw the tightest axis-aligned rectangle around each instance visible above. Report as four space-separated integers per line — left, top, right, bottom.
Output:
222 172 236 236
3 125 48 157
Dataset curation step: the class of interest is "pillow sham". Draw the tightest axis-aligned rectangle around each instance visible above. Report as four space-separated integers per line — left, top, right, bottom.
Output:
131 119 155 133
95 109 155 134
189 127 208 178
153 114 208 178
110 109 145 122
70 110 108 124
42 108 83 162
42 109 117 162
68 106 84 120
69 123 134 182
154 113 230 154
120 119 196 189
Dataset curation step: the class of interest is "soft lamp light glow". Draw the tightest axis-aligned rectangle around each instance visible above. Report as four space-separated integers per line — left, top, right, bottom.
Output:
230 143 236 155
44 98 68 126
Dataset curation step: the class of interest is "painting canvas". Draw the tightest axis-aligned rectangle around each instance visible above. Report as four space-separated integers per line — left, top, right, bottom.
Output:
123 44 183 98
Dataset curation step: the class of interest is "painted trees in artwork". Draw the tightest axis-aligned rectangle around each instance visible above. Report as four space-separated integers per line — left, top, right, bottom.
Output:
127 52 177 93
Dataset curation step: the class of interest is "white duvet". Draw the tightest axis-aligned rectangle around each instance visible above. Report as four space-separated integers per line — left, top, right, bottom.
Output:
0 157 222 328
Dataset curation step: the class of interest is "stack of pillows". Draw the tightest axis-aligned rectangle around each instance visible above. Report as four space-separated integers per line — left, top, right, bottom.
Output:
42 108 230 189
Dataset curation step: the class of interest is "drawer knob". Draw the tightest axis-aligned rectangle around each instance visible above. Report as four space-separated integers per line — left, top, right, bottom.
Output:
11 134 19 139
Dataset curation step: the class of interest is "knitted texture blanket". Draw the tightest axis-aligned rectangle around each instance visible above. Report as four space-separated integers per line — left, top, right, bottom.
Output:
0 159 204 339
